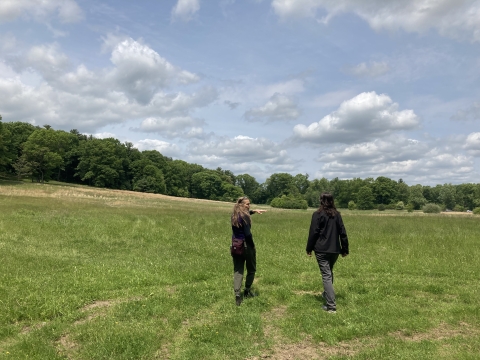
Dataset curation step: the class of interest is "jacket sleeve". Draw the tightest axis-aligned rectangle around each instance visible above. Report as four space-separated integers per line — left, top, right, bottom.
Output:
337 214 349 254
306 212 320 253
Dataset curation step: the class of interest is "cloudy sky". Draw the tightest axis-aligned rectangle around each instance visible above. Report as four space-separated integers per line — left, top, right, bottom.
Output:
1 0 479 185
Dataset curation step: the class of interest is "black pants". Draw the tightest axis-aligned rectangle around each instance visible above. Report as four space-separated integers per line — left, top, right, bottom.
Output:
232 246 256 296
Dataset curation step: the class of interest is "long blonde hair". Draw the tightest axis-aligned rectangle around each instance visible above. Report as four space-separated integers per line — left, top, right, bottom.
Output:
231 196 251 227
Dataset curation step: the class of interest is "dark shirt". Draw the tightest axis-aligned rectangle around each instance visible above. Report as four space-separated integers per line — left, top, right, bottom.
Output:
231 211 255 248
306 210 349 254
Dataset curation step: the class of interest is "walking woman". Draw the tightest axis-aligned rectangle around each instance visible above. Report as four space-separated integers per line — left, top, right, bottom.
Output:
306 192 349 313
231 196 266 306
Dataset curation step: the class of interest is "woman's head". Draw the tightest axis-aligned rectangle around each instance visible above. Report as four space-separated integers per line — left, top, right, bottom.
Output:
318 192 338 217
232 196 251 227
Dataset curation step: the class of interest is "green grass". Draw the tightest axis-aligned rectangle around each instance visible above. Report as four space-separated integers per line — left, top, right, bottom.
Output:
0 181 479 359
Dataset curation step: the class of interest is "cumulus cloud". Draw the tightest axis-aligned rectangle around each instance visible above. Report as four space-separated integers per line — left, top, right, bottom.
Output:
319 137 428 164
134 139 182 158
189 135 294 165
245 93 301 122
106 38 200 104
0 0 84 23
0 38 216 132
271 0 480 42
171 0 200 22
344 61 390 78
464 132 480 156
293 91 419 144
318 150 473 184
135 116 206 138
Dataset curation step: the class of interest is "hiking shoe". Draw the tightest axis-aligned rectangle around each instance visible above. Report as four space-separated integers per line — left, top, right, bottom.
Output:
243 289 257 298
322 305 336 314
235 295 242 306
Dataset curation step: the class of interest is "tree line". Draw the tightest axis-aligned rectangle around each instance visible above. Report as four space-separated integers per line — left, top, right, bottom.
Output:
1 117 480 210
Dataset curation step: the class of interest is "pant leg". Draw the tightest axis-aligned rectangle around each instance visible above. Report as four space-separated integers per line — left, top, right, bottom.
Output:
244 246 256 290
233 255 245 296
315 252 339 310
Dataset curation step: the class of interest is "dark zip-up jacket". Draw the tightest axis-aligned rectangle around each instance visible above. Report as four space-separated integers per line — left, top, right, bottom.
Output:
306 210 349 254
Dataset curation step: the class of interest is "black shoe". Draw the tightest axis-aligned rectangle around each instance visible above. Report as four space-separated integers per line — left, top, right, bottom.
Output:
243 289 257 298
235 295 242 306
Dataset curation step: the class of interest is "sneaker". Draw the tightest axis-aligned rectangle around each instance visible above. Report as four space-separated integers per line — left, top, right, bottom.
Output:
322 305 336 314
243 289 257 298
235 295 242 306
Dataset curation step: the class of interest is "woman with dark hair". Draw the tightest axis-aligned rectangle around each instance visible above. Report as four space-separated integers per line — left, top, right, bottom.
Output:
231 196 266 306
306 192 349 313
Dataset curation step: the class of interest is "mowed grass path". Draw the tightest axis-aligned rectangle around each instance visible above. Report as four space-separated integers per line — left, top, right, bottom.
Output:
0 181 479 359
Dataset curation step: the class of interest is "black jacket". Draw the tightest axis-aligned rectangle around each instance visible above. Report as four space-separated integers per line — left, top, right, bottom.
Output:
232 211 255 248
306 210 349 254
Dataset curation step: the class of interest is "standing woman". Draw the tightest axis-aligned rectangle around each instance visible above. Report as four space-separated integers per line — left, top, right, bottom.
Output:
231 196 266 306
306 192 349 313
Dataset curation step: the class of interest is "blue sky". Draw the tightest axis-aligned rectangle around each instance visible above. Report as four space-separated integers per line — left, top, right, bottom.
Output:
1 0 479 185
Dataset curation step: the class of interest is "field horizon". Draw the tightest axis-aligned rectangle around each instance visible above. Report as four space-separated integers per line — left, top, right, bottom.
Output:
1 180 479 359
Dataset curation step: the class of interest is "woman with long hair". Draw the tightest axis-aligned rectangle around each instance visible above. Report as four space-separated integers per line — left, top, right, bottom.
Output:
306 192 349 313
231 196 266 306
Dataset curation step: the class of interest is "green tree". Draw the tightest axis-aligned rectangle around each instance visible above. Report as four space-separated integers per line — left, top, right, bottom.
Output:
190 171 224 200
236 174 260 198
76 138 130 189
372 176 398 205
409 184 427 210
3 121 38 173
356 186 375 210
20 129 65 182
438 184 456 209
221 182 244 202
293 173 309 194
131 158 166 194
0 115 11 168
304 177 331 207
265 173 296 201
396 179 410 203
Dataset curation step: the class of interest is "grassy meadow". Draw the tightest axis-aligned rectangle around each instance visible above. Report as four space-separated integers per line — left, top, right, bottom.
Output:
0 180 479 359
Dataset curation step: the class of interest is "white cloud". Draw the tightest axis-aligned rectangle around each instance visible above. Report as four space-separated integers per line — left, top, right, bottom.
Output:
93 132 117 139
464 132 480 156
344 61 390 78
171 0 200 22
134 139 182 158
0 39 216 132
319 137 428 164
24 43 71 78
261 79 305 98
271 0 480 42
189 135 294 164
106 38 200 104
0 0 84 23
245 93 301 122
136 116 206 138
293 91 419 144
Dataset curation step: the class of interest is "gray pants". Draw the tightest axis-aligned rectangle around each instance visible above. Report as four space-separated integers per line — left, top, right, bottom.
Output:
233 246 256 296
315 252 339 310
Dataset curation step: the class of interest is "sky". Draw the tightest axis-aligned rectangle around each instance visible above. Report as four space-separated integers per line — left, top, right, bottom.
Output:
1 0 480 185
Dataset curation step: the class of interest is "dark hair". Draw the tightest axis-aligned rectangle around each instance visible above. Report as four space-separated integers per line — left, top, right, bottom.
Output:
318 192 338 218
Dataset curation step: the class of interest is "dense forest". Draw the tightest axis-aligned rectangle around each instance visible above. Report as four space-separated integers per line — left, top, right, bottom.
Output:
1 116 480 211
